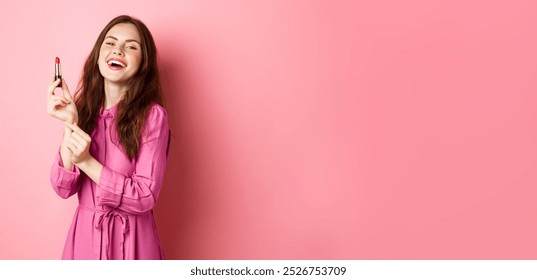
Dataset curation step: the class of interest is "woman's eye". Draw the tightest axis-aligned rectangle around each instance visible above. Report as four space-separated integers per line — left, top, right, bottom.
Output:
106 42 114 46
127 46 137 50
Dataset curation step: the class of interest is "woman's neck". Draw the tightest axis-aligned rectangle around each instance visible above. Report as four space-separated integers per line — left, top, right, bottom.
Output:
104 80 127 109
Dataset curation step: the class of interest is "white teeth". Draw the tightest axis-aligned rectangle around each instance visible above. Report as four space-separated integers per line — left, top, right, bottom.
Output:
108 60 126 67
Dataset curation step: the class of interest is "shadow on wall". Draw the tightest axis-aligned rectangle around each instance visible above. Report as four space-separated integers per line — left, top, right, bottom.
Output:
153 37 203 260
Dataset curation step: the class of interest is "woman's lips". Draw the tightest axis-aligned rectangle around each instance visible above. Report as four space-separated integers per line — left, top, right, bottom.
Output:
107 58 127 70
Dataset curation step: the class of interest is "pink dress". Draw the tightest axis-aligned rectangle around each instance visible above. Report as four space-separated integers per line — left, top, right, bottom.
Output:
50 103 170 260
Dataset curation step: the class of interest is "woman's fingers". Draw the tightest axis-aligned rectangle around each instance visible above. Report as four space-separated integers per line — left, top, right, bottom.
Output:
64 122 91 142
61 79 74 101
47 79 62 97
64 122 92 164
48 78 73 103
69 131 88 148
65 142 74 153
50 99 67 108
68 136 82 151
48 96 71 117
50 95 70 104
66 142 80 162
48 98 66 115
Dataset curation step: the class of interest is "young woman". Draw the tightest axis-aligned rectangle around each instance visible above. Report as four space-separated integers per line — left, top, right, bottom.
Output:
47 15 170 260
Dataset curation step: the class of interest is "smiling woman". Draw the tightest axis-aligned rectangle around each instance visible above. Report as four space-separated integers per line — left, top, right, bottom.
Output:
46 15 170 260
99 25 142 87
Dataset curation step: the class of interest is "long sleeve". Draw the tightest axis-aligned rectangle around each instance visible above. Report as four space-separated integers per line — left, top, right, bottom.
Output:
95 105 170 215
50 151 82 199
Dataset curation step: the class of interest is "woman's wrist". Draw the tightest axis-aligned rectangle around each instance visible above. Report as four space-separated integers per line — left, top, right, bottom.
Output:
75 156 103 184
74 155 93 169
67 116 79 124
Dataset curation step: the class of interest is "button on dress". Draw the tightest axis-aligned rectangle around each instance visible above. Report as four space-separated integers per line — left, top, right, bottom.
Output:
50 103 170 260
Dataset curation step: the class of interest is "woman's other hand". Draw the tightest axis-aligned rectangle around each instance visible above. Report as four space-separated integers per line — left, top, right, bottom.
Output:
64 122 92 165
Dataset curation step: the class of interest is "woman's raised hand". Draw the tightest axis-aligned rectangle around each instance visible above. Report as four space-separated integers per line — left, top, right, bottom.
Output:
47 78 78 123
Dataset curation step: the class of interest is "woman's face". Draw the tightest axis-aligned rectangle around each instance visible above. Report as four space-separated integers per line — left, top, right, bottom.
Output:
98 23 142 85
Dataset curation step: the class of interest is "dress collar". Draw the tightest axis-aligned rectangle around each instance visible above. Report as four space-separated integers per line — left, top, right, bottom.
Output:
99 103 120 118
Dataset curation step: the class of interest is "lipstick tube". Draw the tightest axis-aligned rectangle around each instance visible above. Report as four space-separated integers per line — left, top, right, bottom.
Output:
55 57 62 87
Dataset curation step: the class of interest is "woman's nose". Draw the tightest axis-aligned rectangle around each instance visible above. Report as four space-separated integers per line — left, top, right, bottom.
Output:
113 48 123 56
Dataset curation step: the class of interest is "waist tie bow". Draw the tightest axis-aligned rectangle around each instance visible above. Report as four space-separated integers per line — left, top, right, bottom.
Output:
95 209 129 260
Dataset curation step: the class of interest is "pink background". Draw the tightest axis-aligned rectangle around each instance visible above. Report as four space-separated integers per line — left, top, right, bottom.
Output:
1 0 537 259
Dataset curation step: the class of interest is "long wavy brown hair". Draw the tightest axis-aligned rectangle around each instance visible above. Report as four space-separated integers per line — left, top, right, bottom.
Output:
75 15 164 160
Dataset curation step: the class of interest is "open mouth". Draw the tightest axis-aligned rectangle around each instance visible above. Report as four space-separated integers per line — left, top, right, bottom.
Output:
107 59 127 69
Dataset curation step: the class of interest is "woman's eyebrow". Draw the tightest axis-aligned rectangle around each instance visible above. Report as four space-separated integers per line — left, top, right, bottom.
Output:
105 35 140 45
